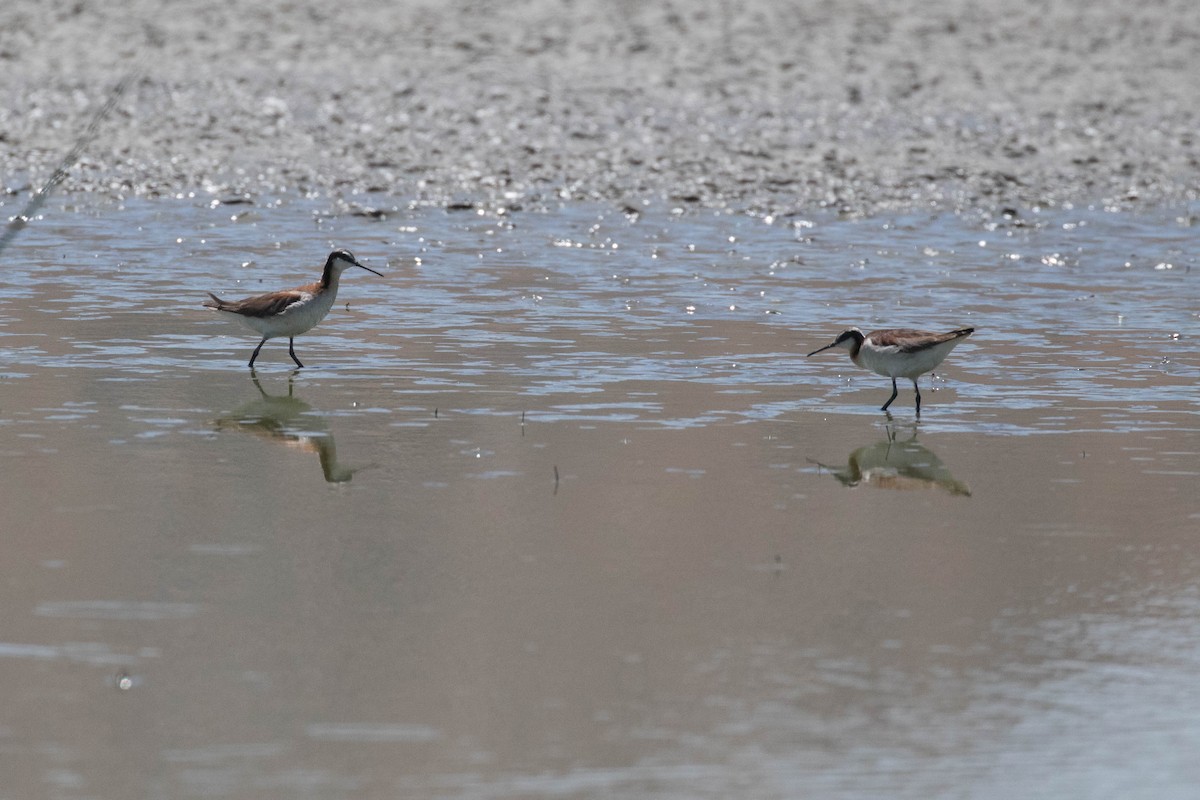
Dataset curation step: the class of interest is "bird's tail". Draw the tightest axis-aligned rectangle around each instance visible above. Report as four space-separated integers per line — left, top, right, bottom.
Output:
951 327 975 338
203 292 227 310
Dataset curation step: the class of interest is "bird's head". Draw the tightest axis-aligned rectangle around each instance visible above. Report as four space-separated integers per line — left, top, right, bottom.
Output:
807 327 865 356
327 249 383 277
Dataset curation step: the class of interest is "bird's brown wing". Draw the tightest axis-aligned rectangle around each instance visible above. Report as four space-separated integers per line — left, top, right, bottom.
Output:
868 328 974 353
218 290 309 318
900 329 974 353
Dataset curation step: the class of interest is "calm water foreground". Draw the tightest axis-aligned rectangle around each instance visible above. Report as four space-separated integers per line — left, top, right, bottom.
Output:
0 196 1197 799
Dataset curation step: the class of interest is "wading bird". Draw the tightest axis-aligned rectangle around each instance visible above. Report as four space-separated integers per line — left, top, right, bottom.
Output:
204 249 382 368
808 327 973 414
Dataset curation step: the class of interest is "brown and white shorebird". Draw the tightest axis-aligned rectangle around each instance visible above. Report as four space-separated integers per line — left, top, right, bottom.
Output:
807 327 974 413
204 249 382 368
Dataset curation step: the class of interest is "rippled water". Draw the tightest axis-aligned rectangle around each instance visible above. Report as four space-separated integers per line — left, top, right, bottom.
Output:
0 195 1197 799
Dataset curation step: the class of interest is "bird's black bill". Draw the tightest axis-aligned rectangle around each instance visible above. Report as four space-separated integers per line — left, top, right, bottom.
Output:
807 341 838 357
355 261 384 277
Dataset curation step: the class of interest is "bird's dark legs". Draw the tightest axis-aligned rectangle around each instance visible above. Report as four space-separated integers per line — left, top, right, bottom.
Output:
248 338 267 368
245 337 304 368
881 377 899 411
913 379 922 416
288 338 304 368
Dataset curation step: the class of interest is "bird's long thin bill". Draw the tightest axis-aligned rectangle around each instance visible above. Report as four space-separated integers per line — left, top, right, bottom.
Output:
807 341 837 356
356 262 384 276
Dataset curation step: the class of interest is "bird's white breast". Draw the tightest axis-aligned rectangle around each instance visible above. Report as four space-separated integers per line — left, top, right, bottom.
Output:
857 337 962 378
239 289 337 338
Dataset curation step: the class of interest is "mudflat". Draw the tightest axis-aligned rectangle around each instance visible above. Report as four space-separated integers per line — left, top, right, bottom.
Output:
3 0 1197 214
3 5 1199 798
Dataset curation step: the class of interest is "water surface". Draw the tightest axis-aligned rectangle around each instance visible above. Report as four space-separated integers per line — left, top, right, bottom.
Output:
0 196 1197 799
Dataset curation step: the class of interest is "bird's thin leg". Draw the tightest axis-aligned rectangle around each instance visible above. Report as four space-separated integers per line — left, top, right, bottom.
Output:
288 338 304 368
913 379 922 416
881 377 899 411
248 338 267 368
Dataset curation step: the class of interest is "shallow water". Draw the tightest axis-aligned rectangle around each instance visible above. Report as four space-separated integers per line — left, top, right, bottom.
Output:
0 196 1197 799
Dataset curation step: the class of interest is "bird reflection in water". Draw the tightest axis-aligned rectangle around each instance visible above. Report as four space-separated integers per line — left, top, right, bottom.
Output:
809 426 970 496
215 371 367 483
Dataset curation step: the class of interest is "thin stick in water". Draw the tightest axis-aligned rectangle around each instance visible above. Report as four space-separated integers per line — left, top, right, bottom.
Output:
0 72 137 258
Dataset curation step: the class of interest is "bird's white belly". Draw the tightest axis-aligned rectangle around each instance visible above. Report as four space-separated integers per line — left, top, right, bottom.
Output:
237 291 335 339
857 340 959 378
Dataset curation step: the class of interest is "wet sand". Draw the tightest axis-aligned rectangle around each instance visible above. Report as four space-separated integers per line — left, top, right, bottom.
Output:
3 0 1199 215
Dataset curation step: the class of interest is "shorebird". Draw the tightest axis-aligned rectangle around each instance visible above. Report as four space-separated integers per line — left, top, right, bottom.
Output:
204 249 382 368
807 327 974 413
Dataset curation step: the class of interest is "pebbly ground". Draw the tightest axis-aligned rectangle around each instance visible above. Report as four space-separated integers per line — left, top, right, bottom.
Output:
1 0 1198 217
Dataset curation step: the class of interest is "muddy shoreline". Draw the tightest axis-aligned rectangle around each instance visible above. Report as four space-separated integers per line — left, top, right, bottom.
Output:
3 0 1198 216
